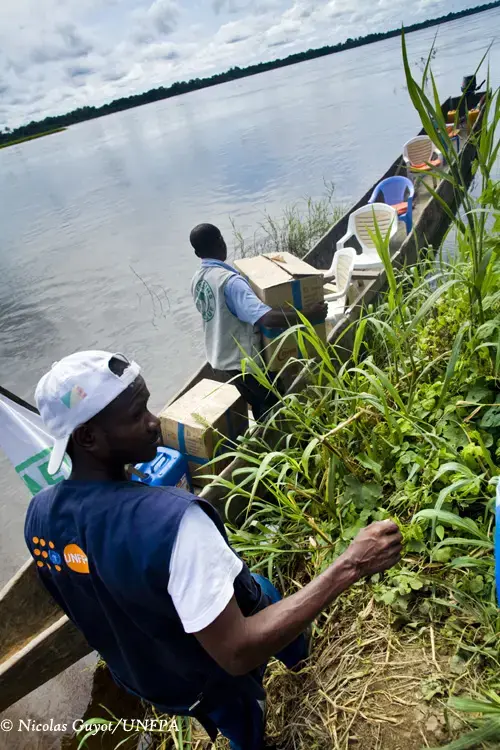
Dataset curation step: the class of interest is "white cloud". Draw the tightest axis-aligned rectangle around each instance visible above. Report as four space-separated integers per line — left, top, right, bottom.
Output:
213 0 281 15
30 25 94 66
0 0 490 128
132 0 180 43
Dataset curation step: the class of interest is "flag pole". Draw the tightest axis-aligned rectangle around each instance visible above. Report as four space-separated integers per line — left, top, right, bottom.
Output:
0 385 69 493
0 385 38 414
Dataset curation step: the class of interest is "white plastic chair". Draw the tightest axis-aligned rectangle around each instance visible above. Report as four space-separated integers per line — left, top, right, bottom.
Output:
335 204 398 270
403 135 443 187
323 247 356 325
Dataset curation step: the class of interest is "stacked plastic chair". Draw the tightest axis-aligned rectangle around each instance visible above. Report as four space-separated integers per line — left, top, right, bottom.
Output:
368 176 414 234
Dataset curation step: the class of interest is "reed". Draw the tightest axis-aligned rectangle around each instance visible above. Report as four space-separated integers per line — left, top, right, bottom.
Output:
231 181 344 259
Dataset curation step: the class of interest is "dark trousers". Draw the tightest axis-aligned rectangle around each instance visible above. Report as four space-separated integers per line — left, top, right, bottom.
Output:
150 575 308 750
220 370 282 421
205 574 308 750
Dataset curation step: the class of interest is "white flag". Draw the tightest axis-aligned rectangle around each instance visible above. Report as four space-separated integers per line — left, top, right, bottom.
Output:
0 392 70 495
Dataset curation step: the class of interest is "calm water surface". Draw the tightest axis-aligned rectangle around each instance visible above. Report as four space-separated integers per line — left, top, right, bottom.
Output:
1 10 500 745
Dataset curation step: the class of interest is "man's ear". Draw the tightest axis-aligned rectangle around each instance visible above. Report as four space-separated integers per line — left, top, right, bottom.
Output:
72 423 96 452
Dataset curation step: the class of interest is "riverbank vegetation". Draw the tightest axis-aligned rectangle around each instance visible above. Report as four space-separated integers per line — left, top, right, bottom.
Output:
2 0 500 149
0 127 66 150
231 182 344 260
77 40 500 750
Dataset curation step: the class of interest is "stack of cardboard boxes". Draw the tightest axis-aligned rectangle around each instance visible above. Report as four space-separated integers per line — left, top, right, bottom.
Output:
159 379 248 487
234 252 326 371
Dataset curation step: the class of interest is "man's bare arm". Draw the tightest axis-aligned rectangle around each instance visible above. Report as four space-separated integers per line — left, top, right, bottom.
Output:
195 520 402 676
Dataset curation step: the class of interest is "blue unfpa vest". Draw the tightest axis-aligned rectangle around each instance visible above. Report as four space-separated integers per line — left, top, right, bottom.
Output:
24 481 268 714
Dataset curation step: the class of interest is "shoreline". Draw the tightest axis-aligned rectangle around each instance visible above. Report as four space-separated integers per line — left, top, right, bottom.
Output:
0 128 67 150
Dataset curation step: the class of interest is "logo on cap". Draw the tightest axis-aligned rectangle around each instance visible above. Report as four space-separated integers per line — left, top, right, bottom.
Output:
60 385 87 409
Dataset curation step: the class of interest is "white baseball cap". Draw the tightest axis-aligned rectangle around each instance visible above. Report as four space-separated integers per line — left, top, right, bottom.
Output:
35 351 141 476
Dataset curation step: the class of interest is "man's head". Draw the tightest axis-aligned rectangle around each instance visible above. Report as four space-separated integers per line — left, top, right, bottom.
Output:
190 223 227 261
36 351 161 476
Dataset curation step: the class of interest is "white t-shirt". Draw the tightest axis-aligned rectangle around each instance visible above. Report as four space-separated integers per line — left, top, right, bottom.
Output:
168 503 243 633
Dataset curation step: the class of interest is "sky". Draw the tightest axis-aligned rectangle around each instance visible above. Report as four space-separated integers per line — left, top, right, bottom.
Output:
0 0 490 128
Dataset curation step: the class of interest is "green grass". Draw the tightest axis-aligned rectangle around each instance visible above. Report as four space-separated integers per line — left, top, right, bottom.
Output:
231 181 345 259
0 127 67 149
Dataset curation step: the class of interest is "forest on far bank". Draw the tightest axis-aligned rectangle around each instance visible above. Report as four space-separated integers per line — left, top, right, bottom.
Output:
1 0 498 147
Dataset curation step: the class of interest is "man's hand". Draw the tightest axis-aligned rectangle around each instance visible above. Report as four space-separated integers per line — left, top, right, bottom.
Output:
343 520 402 578
304 301 328 322
194 520 401 677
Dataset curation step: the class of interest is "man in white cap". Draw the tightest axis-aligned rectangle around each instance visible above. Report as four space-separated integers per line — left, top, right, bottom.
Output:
25 350 402 750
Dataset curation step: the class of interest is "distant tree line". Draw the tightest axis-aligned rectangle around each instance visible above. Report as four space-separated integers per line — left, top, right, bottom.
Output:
1 0 498 146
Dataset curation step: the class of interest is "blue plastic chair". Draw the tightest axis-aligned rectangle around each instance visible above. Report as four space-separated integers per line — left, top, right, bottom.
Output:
368 176 415 234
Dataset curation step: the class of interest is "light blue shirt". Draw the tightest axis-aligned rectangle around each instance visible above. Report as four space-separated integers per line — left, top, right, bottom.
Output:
201 259 271 326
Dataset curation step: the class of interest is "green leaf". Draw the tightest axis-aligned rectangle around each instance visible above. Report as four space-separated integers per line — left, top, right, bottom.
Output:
480 406 500 429
380 588 397 605
401 29 443 155
428 718 500 750
352 316 367 365
428 479 479 544
413 510 488 540
343 475 382 510
404 279 461 339
325 454 339 507
449 697 500 715
432 547 453 563
448 556 492 570
438 322 469 408
466 382 493 403
433 462 475 483
408 576 424 590
469 575 485 593
300 438 320 481
356 453 383 478
248 451 292 500
113 737 138 749
434 537 493 551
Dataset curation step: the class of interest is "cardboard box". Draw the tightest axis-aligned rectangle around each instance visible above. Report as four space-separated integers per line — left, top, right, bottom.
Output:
234 252 326 370
159 379 248 487
234 252 325 310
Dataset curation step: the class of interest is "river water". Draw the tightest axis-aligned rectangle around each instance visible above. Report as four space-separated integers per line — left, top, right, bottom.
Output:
1 8 500 746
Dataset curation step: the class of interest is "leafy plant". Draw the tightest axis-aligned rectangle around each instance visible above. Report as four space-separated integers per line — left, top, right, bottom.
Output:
432 695 500 749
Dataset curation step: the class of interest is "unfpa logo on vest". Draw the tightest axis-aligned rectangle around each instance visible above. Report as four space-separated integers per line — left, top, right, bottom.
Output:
31 537 63 572
31 539 90 574
64 544 90 574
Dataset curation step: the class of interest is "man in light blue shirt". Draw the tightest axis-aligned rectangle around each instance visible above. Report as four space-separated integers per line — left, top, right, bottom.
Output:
190 224 327 419
208 258 272 329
